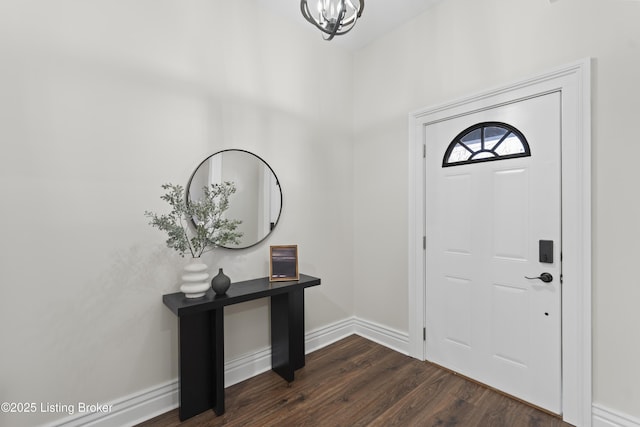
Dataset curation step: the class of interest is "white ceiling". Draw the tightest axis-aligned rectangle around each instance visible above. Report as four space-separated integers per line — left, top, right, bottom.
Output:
253 0 443 50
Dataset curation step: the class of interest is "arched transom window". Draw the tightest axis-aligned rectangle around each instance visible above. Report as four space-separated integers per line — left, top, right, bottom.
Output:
442 122 531 167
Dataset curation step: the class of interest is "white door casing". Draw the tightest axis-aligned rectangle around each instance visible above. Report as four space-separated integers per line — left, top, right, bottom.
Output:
408 60 591 426
425 93 561 413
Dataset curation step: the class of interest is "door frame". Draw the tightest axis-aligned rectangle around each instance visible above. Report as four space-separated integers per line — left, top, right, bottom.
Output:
408 59 591 426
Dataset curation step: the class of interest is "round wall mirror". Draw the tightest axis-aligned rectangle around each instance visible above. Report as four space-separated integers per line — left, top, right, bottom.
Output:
187 149 282 249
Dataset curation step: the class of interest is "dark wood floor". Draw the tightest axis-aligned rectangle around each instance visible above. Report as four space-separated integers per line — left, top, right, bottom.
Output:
139 335 572 427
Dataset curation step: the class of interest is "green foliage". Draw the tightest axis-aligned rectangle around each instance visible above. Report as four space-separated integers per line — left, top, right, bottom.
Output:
145 182 243 258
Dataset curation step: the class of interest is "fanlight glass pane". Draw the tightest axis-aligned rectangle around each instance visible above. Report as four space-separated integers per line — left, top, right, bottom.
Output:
443 122 530 167
495 134 527 155
449 143 473 162
461 128 482 145
471 151 495 160
484 126 509 150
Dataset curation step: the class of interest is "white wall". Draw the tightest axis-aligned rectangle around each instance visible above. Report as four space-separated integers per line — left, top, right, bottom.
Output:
0 1 354 426
353 0 640 420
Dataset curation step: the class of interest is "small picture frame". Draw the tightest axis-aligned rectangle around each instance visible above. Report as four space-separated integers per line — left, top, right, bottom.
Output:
269 245 299 282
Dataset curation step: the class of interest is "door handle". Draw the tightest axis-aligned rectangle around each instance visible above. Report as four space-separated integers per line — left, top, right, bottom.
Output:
525 272 553 283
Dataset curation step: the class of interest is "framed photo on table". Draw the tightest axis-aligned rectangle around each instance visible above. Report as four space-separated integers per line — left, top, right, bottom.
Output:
269 245 299 282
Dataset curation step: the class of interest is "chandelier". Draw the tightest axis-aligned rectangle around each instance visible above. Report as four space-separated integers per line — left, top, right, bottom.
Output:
300 0 365 41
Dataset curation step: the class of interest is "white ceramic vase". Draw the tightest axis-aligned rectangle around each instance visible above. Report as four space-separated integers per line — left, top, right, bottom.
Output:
180 258 210 298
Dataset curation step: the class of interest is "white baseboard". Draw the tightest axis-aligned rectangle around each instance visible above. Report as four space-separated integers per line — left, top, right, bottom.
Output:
46 317 366 426
222 317 357 389
47 381 179 427
60 319 640 427
222 315 410 389
305 317 356 354
224 346 272 387
352 317 410 355
593 404 640 427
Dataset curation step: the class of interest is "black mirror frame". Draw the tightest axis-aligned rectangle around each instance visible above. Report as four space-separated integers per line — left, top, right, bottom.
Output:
186 149 283 250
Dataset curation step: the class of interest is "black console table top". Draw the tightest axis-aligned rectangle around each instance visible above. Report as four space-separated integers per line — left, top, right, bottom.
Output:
163 273 321 316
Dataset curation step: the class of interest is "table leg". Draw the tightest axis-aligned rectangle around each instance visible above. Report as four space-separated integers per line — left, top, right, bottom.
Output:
270 289 305 382
177 308 225 420
178 312 213 421
212 307 225 415
291 289 305 370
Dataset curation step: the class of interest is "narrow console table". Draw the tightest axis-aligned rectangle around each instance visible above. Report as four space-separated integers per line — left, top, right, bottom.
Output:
163 273 321 421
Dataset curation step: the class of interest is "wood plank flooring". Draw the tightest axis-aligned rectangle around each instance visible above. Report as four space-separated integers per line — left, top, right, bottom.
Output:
138 335 572 427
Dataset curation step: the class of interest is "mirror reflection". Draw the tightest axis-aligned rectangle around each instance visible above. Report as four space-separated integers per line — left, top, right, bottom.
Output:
187 149 282 249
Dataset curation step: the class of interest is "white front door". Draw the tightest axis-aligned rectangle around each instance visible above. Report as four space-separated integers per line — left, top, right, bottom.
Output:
425 92 562 414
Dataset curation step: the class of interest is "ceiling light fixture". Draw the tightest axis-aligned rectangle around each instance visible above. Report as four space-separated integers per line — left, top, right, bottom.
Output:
300 0 364 41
